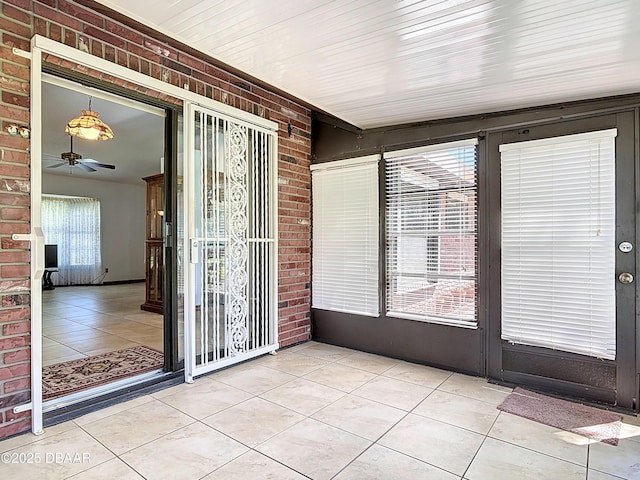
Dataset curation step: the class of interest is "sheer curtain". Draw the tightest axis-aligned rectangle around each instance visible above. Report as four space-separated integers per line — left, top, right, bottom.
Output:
42 195 102 285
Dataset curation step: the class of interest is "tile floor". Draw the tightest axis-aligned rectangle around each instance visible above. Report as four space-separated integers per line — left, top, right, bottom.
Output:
1 341 639 479
42 283 164 366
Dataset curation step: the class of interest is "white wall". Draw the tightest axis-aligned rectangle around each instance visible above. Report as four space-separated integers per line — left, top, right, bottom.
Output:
42 173 147 282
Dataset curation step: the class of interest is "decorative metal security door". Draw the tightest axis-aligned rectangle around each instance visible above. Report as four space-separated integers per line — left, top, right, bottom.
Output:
184 103 278 381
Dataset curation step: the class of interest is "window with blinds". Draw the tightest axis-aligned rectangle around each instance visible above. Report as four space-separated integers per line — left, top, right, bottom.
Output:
500 129 617 360
385 139 478 327
311 156 379 316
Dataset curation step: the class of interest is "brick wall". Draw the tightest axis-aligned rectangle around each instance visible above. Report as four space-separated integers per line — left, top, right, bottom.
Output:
0 0 312 439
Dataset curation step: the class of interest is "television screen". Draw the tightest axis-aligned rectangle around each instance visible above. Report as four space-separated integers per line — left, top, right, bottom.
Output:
44 244 58 269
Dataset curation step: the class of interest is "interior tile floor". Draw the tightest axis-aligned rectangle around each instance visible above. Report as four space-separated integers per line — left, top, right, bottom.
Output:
2 341 639 479
42 283 164 366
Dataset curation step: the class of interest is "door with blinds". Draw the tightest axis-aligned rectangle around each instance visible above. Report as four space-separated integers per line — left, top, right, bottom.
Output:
487 114 637 409
183 103 278 381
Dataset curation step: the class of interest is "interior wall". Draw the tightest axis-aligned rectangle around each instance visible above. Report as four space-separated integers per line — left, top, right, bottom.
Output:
42 173 146 283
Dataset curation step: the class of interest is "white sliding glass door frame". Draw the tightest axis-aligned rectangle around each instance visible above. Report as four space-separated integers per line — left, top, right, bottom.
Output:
24 35 278 434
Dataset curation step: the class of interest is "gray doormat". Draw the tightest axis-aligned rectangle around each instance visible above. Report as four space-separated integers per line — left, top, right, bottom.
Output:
497 387 623 445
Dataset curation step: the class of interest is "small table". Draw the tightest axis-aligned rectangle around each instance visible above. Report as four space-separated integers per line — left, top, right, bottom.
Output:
43 268 58 290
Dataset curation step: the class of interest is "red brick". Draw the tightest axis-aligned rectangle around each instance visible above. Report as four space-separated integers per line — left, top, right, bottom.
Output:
1 62 29 82
34 3 83 31
0 164 29 179
5 409 29 421
1 207 29 221
1 294 29 307
106 20 143 45
0 17 31 38
1 33 29 51
0 362 29 380
0 90 28 110
2 0 30 9
4 376 30 394
34 17 47 37
0 151 29 165
0 417 29 438
3 348 29 364
0 252 29 263
83 25 125 49
3 4 31 25
0 264 29 277
0 45 29 66
0 306 30 322
58 0 104 28
0 238 29 249
0 223 29 235
2 320 29 336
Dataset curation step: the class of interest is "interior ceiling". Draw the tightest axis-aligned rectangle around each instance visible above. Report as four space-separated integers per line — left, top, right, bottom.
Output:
94 0 640 129
42 81 165 185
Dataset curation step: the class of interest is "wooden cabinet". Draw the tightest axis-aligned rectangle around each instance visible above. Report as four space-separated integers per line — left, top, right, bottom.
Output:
141 173 164 314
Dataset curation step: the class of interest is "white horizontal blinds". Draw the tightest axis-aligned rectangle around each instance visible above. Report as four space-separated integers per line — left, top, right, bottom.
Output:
500 129 617 360
385 139 478 327
311 156 380 316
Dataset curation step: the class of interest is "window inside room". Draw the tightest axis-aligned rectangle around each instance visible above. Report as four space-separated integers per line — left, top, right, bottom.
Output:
385 139 478 327
311 156 379 316
42 194 102 285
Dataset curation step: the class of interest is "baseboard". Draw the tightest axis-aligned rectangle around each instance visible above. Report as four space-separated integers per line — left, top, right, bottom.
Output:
102 279 145 285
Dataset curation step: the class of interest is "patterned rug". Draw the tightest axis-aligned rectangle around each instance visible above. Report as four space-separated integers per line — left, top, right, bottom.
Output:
43 346 164 400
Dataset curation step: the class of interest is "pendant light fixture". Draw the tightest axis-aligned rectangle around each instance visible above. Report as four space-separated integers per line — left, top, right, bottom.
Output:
65 96 114 141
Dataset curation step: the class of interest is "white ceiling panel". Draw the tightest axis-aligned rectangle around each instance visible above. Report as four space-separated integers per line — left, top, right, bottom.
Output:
96 0 640 128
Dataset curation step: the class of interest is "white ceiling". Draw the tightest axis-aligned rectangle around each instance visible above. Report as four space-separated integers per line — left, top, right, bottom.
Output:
95 0 640 129
42 79 165 184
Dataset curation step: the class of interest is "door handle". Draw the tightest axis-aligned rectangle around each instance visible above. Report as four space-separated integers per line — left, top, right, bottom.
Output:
618 272 634 284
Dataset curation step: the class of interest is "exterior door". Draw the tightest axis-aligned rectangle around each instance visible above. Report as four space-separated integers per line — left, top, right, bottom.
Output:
184 103 278 381
487 113 638 410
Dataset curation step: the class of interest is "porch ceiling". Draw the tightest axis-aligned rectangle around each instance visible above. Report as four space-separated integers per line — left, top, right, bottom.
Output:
96 0 640 129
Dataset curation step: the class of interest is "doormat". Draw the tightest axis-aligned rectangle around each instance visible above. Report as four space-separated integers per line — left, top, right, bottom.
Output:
43 346 163 401
497 387 623 445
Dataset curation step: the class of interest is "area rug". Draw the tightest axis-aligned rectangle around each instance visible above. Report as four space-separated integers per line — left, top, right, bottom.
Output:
43 346 163 400
497 387 623 445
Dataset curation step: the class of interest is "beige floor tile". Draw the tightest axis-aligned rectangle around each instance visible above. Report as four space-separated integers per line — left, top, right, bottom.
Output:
334 444 459 480
620 418 640 443
337 351 400 374
303 363 377 392
73 395 155 426
255 351 329 376
66 458 144 479
62 336 140 355
159 379 253 419
81 399 194 455
216 365 297 395
43 353 88 367
489 412 589 465
203 397 304 446
202 450 308 480
283 341 314 353
260 377 345 416
120 422 247 480
379 413 484 476
587 470 629 480
256 418 371 480
438 373 512 406
0 422 79 454
466 437 585 480
352 375 433 411
312 394 405 441
296 342 354 361
0 428 114 479
383 361 452 388
46 328 105 343
414 390 500 435
589 438 640 479
82 343 143 357
42 343 83 361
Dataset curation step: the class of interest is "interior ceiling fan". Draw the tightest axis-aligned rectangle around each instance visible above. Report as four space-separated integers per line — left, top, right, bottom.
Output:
45 136 116 173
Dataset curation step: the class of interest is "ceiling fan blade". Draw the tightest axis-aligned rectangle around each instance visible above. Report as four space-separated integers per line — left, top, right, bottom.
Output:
46 162 67 168
85 161 116 170
76 162 97 172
